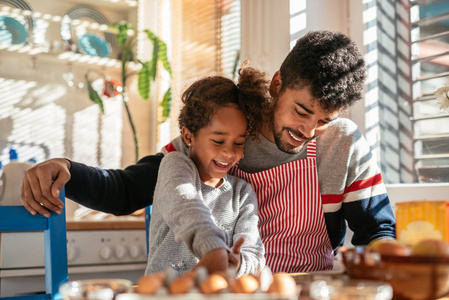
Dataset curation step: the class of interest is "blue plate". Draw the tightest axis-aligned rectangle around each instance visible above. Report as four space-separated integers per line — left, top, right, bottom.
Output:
0 16 28 45
77 33 111 58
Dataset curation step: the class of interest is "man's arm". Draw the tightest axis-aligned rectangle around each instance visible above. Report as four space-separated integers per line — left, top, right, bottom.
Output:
318 119 396 249
21 153 163 216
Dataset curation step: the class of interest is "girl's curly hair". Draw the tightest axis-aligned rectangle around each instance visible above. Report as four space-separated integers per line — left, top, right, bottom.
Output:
279 30 366 112
178 66 270 140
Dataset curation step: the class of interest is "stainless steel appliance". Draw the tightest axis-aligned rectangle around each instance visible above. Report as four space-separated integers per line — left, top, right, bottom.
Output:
0 227 147 297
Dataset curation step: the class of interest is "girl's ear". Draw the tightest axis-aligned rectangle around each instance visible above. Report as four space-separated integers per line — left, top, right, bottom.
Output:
181 126 193 147
269 70 282 97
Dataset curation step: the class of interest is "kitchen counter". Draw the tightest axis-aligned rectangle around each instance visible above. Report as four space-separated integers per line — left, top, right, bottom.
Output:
66 218 145 231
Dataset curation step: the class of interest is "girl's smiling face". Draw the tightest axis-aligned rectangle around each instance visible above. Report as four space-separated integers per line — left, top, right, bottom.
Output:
182 104 248 187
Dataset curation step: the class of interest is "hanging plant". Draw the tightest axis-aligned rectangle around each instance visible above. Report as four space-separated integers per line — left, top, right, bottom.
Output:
85 21 172 162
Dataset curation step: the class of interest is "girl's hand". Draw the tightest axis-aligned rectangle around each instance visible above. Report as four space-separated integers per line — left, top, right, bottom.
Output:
195 248 228 274
229 237 245 270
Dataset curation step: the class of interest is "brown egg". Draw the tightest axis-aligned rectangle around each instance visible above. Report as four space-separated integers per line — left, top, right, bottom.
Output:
199 273 229 294
412 238 449 257
377 242 411 256
367 239 411 256
267 273 298 297
135 272 166 294
230 275 259 294
168 272 196 294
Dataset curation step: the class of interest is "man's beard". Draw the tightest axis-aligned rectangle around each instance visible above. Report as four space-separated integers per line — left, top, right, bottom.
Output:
272 127 309 154
268 97 313 154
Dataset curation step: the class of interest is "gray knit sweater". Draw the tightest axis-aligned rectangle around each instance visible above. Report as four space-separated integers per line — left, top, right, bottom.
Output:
146 151 265 277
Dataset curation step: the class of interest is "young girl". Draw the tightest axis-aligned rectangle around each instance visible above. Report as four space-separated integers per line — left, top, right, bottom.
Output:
146 65 270 277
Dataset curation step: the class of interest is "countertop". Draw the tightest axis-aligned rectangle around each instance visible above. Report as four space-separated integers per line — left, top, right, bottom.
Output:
66 218 145 230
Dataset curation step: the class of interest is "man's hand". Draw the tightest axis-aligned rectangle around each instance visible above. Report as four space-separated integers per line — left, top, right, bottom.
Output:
21 158 71 217
194 248 228 274
229 237 244 270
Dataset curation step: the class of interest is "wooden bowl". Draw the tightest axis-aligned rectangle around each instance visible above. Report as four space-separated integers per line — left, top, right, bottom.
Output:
341 247 449 300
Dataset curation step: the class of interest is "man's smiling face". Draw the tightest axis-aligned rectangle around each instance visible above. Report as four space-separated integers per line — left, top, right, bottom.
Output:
264 85 341 154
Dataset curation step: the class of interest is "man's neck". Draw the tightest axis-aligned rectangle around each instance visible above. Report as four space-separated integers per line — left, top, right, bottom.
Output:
261 124 275 143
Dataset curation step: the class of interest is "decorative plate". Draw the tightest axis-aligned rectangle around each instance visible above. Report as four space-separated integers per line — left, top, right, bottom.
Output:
0 0 34 40
78 33 110 58
60 5 115 57
0 16 27 44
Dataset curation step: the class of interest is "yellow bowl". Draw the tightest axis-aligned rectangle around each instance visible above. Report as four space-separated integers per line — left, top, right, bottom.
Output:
341 247 449 300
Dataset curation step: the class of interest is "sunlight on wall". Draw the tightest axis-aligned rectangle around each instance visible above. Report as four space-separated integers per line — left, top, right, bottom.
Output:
289 0 306 49
100 96 122 168
0 78 66 164
362 0 415 183
72 95 122 168
72 105 99 166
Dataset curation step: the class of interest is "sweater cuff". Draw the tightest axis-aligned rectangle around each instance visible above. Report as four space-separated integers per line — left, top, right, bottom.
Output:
236 254 246 278
195 237 230 258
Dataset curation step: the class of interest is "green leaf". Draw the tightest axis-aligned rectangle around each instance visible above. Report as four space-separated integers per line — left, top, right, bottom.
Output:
151 38 159 81
138 61 151 100
143 29 172 77
156 38 172 76
85 73 104 114
111 21 133 47
160 88 172 122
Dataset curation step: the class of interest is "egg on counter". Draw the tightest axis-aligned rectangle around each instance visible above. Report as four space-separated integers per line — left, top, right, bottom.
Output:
135 272 166 294
168 271 196 294
367 239 411 256
199 273 229 294
230 274 260 294
267 273 298 297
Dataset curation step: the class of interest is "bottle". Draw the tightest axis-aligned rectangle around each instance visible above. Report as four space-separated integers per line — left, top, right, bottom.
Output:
0 148 34 206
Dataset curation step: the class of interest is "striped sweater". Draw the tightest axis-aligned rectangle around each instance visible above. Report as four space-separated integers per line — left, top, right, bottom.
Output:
164 118 396 250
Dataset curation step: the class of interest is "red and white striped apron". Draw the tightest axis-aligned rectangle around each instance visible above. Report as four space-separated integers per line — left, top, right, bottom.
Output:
230 139 334 273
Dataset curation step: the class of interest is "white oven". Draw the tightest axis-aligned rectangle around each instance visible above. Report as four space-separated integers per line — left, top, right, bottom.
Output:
0 228 147 297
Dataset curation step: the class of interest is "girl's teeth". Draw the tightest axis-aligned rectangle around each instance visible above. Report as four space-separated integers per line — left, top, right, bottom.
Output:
216 161 229 167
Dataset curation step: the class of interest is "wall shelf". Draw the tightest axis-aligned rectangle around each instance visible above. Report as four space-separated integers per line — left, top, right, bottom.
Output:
0 1 138 70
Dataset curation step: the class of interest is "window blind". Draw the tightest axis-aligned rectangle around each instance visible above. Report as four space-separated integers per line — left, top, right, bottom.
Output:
410 0 449 182
173 0 240 89
169 0 241 139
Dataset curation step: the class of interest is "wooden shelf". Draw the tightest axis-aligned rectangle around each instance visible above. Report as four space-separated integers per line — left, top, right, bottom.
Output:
0 2 139 70
65 0 138 11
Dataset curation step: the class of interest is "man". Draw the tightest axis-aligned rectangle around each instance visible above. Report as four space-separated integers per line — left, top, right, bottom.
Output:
21 30 396 273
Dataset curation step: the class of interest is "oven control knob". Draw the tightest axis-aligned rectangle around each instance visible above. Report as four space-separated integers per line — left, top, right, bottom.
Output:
115 245 127 259
129 245 141 259
100 246 113 260
67 245 78 262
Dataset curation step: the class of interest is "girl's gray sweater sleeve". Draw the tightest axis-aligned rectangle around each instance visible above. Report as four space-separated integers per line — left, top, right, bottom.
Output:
232 183 265 277
153 152 230 258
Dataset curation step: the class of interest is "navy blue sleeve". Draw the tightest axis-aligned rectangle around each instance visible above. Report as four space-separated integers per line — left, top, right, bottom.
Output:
65 153 163 215
344 194 396 246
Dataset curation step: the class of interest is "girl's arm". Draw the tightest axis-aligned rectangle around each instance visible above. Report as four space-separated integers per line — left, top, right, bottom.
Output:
232 184 265 277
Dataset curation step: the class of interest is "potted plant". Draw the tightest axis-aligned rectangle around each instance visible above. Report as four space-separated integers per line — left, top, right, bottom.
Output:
86 21 172 162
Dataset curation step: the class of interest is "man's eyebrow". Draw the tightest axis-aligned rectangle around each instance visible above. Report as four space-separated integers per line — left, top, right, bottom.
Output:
326 116 338 122
296 102 338 122
295 102 314 114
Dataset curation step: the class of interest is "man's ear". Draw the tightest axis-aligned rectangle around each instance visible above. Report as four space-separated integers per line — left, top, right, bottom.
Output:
181 126 193 147
269 70 282 97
